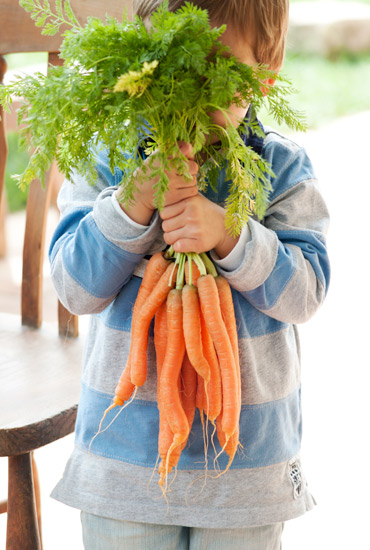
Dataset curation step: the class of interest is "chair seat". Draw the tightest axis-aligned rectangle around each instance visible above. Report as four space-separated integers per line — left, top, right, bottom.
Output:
0 312 84 456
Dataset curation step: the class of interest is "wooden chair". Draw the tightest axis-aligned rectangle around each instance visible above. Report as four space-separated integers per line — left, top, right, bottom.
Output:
0 1 132 548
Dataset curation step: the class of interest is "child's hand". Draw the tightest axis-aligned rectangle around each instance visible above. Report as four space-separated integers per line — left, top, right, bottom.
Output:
119 143 198 226
160 193 240 258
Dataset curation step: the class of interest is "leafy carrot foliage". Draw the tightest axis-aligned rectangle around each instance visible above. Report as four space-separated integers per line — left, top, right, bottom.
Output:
0 0 306 235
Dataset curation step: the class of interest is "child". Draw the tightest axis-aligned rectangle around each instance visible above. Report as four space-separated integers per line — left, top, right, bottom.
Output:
50 1 330 548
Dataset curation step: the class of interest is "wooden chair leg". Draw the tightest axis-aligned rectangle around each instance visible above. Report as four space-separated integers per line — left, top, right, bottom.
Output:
31 452 42 544
6 453 41 550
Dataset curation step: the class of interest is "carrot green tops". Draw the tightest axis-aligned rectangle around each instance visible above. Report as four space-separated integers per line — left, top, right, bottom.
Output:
49 115 330 528
1 1 305 237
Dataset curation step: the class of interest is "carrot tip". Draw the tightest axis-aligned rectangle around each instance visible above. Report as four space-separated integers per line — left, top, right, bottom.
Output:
113 396 124 407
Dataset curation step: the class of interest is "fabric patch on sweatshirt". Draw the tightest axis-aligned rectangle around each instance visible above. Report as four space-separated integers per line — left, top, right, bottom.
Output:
288 457 304 499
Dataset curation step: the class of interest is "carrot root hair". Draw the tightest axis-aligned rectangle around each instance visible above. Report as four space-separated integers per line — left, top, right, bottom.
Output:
88 386 138 454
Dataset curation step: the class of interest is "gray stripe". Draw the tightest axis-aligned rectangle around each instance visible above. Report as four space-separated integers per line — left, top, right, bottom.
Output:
240 325 301 405
266 178 330 234
57 171 103 215
263 244 326 324
81 317 158 403
51 446 315 529
82 317 300 406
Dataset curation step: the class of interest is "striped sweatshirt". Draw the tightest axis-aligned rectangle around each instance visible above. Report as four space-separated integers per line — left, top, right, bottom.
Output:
50 123 330 529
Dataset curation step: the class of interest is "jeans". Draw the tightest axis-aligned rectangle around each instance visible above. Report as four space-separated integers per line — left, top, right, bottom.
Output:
80 512 284 550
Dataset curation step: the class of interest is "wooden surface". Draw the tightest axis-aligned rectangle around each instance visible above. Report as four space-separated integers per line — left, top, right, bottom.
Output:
58 300 79 338
21 174 54 328
31 453 42 544
6 453 41 550
0 313 84 455
0 0 133 55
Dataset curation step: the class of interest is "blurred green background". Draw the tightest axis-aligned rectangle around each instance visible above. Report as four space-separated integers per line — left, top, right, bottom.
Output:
4 0 370 211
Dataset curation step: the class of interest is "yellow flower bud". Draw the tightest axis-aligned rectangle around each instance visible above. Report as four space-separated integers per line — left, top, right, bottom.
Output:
114 60 159 97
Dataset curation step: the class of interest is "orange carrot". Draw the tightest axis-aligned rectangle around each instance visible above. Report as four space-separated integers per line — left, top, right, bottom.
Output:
185 259 201 287
214 276 241 462
197 274 239 440
200 311 222 422
196 373 206 413
182 284 211 384
113 366 134 407
216 420 239 465
135 252 170 312
180 352 197 433
158 416 182 481
154 301 168 376
130 261 178 387
215 275 240 405
113 252 169 406
158 352 196 480
155 300 182 478
159 289 189 482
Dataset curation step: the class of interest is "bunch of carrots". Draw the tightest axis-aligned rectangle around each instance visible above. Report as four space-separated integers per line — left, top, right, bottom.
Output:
94 248 241 490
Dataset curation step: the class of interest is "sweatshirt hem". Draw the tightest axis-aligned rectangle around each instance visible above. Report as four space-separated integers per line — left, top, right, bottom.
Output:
51 484 315 529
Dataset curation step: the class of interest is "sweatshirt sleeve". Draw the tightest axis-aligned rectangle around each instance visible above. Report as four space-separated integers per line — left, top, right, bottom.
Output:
214 133 330 324
48 150 164 315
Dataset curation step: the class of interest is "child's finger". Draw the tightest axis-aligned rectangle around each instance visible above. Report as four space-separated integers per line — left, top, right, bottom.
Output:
178 141 195 160
186 159 198 176
160 194 193 218
171 172 198 189
164 188 198 208
170 159 198 178
161 211 184 233
163 227 195 248
172 238 203 254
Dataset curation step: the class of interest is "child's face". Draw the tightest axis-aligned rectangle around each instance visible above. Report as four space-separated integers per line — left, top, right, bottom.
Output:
208 25 258 134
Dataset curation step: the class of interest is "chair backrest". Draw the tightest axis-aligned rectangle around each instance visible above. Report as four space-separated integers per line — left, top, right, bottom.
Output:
0 0 133 336
0 0 133 54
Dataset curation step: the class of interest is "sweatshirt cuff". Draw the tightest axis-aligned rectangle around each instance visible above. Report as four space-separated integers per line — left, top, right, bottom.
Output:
213 218 279 292
210 223 251 272
92 187 164 255
111 191 150 231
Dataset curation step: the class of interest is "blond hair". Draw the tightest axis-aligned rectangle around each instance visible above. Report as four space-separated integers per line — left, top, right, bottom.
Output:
133 0 289 69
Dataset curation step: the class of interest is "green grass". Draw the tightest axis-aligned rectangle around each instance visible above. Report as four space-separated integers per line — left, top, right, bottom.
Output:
261 51 370 131
5 52 48 71
5 133 30 212
4 54 46 211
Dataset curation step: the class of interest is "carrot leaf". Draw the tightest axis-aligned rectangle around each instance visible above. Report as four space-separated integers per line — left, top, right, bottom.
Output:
0 0 306 234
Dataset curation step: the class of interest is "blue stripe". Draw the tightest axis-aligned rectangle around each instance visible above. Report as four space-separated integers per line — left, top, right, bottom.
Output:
96 275 155 334
241 242 297 311
265 138 316 202
95 277 287 338
277 230 330 290
77 384 301 470
232 288 288 338
240 229 330 311
61 214 144 298
49 206 92 264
